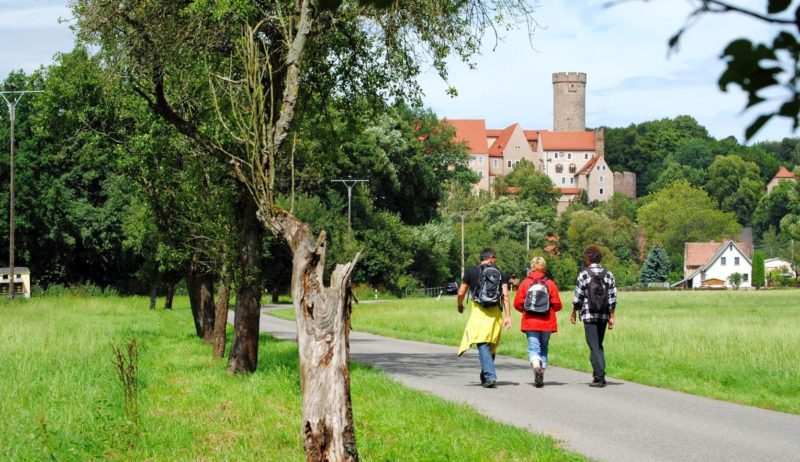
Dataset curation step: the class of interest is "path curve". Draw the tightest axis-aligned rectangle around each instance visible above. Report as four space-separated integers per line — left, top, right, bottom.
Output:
255 306 800 462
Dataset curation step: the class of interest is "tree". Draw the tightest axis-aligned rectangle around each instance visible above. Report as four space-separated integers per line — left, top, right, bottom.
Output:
727 272 744 289
73 1 541 459
667 1 800 139
705 155 763 224
638 180 740 271
751 251 766 289
492 159 559 207
639 246 669 284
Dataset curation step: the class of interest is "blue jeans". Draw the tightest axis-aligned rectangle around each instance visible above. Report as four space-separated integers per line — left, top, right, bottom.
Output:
477 342 497 383
525 331 552 368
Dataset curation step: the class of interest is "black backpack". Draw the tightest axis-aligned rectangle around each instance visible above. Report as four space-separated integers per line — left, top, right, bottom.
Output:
474 264 503 308
523 276 550 315
587 269 609 314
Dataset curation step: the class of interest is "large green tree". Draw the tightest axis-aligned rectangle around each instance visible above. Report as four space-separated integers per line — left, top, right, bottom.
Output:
705 155 764 225
72 1 540 459
638 180 741 271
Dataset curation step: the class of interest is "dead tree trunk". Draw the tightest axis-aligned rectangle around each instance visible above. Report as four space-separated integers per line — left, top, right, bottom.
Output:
212 279 230 358
227 197 263 373
269 211 359 462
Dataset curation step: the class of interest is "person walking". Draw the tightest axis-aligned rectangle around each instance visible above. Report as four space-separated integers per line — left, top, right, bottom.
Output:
514 256 562 388
457 248 512 388
571 245 617 388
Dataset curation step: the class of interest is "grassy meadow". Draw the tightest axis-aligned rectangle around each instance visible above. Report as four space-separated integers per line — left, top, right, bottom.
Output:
274 289 800 414
0 296 583 461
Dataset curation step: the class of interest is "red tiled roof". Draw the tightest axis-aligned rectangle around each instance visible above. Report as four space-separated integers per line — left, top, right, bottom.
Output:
685 241 752 267
503 187 520 194
445 119 488 155
523 130 542 141
486 129 503 137
488 124 518 157
556 187 581 195
540 131 595 151
773 166 796 179
575 156 600 176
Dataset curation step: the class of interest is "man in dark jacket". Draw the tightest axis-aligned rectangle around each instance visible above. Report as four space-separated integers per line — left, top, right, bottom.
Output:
571 245 617 387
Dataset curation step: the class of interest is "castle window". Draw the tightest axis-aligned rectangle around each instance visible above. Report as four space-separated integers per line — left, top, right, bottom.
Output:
478 156 483 165
600 175 604 183
584 153 589 160
561 177 566 184
507 160 512 168
569 163 576 173
492 159 498 168
555 164 564 173
567 152 572 159
599 188 604 195
569 177 574 184
479 171 483 178
602 165 606 170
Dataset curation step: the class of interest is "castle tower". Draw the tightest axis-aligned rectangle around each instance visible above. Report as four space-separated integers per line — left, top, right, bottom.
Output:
552 72 586 132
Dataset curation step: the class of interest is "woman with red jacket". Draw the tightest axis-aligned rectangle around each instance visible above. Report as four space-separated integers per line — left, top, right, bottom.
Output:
513 256 563 388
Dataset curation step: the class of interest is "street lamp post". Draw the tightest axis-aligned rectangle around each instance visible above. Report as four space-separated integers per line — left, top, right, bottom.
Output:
520 221 538 255
331 179 368 233
460 211 467 278
1 90 43 299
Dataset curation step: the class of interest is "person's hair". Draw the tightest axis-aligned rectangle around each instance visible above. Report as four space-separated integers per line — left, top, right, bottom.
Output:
479 248 496 262
530 256 547 272
583 245 603 264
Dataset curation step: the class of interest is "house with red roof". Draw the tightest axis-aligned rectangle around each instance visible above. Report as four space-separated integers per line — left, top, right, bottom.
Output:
766 166 796 193
673 240 754 289
444 72 630 211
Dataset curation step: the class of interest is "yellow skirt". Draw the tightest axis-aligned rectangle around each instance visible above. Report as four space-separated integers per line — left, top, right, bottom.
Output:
457 301 503 357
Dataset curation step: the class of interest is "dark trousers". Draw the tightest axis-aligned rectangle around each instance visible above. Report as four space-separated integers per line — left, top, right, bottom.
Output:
583 321 608 381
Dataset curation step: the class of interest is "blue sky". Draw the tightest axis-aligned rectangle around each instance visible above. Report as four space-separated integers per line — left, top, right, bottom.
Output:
2 0 797 144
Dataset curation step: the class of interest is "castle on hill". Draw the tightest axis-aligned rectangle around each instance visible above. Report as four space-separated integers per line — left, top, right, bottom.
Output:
446 72 636 211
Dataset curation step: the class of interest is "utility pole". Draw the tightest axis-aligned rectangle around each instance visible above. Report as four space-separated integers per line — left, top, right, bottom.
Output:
520 221 538 254
1 90 43 299
460 211 467 278
331 179 368 233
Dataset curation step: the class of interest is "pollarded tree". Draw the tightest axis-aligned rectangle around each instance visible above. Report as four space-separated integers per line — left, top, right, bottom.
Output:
640 246 669 284
73 1 541 460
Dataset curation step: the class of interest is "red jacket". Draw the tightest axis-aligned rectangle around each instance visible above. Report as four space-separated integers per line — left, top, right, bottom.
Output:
513 270 563 332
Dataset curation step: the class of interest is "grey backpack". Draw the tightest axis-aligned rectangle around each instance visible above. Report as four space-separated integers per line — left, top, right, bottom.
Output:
523 277 550 315
474 265 503 307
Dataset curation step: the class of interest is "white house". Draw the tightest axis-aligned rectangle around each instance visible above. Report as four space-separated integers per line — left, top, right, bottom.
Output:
674 241 753 289
0 267 31 298
764 258 796 278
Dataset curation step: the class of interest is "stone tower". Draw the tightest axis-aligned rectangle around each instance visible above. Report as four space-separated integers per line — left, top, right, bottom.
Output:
552 72 586 132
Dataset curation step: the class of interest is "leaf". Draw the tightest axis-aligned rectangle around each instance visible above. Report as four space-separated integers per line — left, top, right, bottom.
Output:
745 114 773 140
768 0 791 14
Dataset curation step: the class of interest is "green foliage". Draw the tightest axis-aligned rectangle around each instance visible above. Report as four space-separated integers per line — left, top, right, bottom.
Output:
638 180 741 270
640 246 670 284
727 272 744 289
706 155 764 224
751 251 766 288
492 159 559 207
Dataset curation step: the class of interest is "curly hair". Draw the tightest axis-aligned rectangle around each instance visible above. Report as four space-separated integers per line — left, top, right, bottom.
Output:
583 245 603 264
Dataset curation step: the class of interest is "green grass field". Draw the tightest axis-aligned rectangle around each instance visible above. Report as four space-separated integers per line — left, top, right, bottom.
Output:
0 296 583 461
274 289 800 414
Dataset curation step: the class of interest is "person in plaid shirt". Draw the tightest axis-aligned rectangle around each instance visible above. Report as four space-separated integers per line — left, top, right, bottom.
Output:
570 245 617 388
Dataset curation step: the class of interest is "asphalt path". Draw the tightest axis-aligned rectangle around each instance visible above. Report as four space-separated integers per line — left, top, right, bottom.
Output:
255 305 800 462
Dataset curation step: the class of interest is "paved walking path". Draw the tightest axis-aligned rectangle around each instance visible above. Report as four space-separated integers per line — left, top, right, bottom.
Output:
256 306 800 462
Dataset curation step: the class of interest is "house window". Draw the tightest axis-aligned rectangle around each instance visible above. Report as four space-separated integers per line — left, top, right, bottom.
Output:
743 274 749 282
555 164 564 173
569 163 576 173
561 177 566 184
599 188 604 195
507 160 512 168
478 156 483 165
569 177 574 184
514 160 520 167
600 175 604 183
567 153 572 159
478 171 483 178
602 165 606 170
584 153 589 160
492 159 498 168
721 257 727 266
735 257 740 265
597 165 601 171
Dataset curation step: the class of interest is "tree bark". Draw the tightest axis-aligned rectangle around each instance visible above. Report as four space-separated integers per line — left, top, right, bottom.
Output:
186 253 205 338
268 210 359 462
149 282 158 310
200 274 216 343
227 197 264 373
164 280 177 310
212 279 230 358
